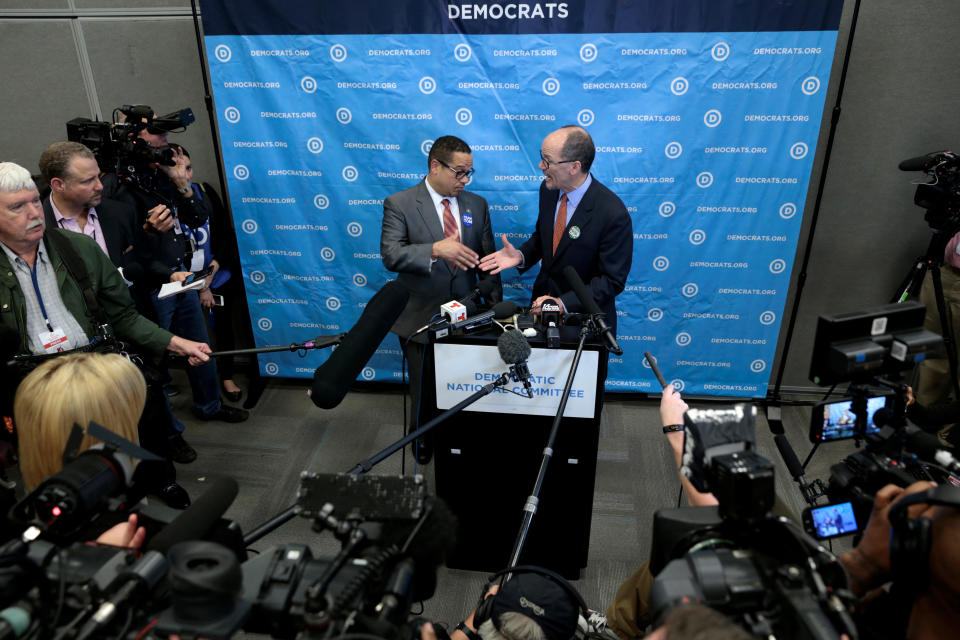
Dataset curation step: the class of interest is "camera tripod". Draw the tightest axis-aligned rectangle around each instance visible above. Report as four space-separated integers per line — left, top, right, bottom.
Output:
891 225 960 399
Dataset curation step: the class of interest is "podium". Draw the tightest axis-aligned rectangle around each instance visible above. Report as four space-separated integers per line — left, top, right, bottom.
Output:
421 327 606 579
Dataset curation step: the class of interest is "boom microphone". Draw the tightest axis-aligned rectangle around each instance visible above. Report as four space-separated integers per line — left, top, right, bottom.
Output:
898 151 953 172
311 281 410 409
497 330 533 397
562 265 622 355
146 476 239 554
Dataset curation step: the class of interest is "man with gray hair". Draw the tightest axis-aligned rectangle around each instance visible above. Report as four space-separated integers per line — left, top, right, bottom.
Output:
0 161 210 507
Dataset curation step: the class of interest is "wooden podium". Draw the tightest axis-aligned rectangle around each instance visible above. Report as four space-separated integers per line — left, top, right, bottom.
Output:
421 327 606 579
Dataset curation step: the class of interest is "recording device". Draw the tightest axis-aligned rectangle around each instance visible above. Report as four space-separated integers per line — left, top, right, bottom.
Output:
211 293 225 307
648 412 860 639
802 501 859 540
67 104 195 177
540 301 561 348
311 281 409 409
562 266 622 355
809 392 892 443
183 264 215 285
899 150 960 233
440 300 469 324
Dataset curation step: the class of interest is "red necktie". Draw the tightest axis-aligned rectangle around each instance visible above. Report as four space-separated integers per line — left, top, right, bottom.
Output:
442 198 460 268
552 193 568 255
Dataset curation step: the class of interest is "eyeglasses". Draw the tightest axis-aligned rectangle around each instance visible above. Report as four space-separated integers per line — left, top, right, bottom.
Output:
436 158 475 180
539 152 578 170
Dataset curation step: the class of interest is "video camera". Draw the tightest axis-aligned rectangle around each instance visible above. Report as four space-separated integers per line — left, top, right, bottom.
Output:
647 406 859 639
66 104 194 179
899 150 960 234
0 451 451 640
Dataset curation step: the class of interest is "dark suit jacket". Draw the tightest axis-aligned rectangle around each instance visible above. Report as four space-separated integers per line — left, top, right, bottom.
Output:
43 195 138 274
381 180 502 338
518 177 633 333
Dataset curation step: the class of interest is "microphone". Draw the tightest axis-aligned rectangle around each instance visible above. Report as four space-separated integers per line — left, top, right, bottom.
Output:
497 330 533 397
431 301 518 339
75 551 167 640
493 300 518 320
898 151 953 172
147 476 239 554
906 429 960 475
562 266 622 355
775 434 824 505
311 280 410 409
464 278 497 308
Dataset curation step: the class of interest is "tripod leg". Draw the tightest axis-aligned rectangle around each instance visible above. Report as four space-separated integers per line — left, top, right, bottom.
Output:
929 266 960 399
892 259 929 304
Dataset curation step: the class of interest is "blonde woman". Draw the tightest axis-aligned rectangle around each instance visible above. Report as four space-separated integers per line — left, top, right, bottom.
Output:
14 352 148 547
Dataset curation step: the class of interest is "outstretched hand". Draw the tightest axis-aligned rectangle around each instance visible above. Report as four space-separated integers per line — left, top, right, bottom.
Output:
479 234 522 274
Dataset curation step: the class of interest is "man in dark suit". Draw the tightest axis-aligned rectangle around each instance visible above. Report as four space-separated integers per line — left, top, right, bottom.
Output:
480 125 632 335
381 135 501 462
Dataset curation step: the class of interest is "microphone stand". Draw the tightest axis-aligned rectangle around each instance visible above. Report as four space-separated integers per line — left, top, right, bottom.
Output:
505 317 597 570
242 363 528 546
206 334 344 358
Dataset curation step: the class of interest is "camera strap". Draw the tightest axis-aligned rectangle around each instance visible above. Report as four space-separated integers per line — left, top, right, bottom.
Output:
43 229 112 331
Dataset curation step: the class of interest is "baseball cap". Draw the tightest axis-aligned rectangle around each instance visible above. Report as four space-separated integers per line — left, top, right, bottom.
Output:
488 573 580 640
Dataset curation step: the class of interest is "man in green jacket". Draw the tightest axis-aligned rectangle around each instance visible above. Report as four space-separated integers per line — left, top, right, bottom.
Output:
0 161 210 507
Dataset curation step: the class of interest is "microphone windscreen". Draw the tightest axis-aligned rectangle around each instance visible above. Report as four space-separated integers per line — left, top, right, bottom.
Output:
562 265 602 315
497 329 531 365
774 434 805 481
493 300 518 319
147 476 238 554
311 280 410 409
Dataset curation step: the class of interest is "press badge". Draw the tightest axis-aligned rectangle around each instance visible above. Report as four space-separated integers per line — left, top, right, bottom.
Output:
463 214 473 226
189 249 206 272
39 327 68 353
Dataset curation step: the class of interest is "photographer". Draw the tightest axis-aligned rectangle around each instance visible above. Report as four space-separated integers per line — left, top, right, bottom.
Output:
838 480 960 639
14 352 149 548
102 113 247 427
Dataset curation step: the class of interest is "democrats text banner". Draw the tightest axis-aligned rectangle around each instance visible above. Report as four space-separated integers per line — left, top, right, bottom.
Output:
199 0 844 397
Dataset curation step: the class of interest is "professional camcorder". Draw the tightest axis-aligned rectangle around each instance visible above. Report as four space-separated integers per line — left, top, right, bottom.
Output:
899 150 960 234
647 406 860 639
0 439 452 640
66 104 194 178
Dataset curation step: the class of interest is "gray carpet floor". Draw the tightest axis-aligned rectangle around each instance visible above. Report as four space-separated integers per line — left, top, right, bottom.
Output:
168 375 855 631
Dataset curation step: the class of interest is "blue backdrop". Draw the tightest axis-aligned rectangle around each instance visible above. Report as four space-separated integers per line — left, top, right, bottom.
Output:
199 0 844 397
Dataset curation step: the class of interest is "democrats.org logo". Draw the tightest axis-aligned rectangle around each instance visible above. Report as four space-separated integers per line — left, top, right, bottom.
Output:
361 367 376 380
353 274 367 287
250 270 266 285
257 318 273 331
336 108 352 124
689 229 706 245
696 172 713 188
314 194 330 210
233 165 250 181
670 379 685 392
454 44 472 62
346 222 363 237
711 42 730 61
320 247 336 262
682 283 698 298
542 77 560 96
750 359 767 373
419 76 437 94
675 332 692 347
214 44 231 62
779 202 797 219
456 108 472 125
759 311 776 325
577 109 594 127
801 77 821 95
307 137 324 154
342 166 359 182
301 76 317 93
648 308 664 322
326 297 341 311
670 77 689 95
240 219 258 234
264 362 280 376
579 43 598 62
769 258 787 274
665 142 683 159
421 140 434 155
659 201 676 217
790 142 809 160
330 44 347 62
224 106 240 123
653 256 669 271
703 109 722 127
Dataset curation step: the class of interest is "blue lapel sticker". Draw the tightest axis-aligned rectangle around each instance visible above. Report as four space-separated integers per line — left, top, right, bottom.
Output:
462 213 473 226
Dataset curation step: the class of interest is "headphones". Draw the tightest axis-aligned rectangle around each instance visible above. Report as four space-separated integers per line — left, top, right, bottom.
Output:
888 484 960 591
473 565 588 634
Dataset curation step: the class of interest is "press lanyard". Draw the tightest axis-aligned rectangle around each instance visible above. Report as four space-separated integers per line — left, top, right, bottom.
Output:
29 260 55 332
